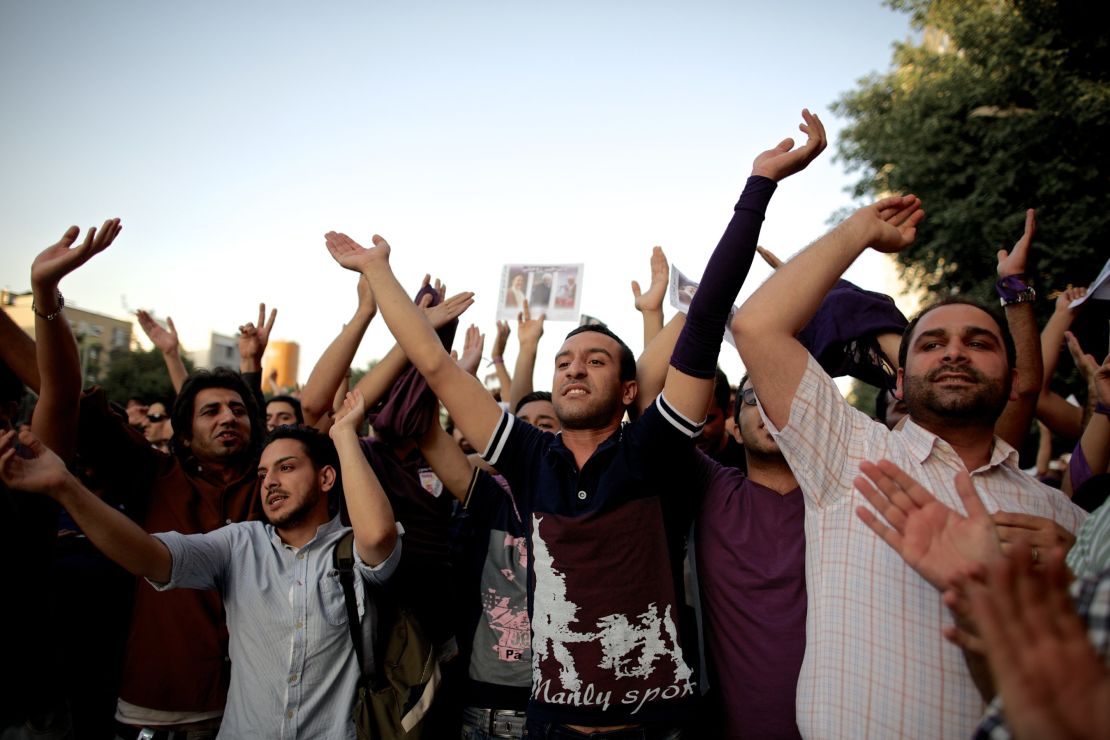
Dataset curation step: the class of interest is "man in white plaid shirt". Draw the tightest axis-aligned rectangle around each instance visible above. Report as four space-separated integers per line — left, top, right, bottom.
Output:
731 194 1085 738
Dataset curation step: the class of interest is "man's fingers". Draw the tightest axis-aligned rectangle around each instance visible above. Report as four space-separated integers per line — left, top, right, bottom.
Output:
953 469 988 519
854 472 909 532
855 505 905 553
265 308 277 333
166 317 177 334
872 459 933 511
631 280 642 298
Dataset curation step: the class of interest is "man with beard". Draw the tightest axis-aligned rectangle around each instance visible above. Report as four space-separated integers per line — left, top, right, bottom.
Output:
730 197 1085 738
327 109 827 736
0 392 399 740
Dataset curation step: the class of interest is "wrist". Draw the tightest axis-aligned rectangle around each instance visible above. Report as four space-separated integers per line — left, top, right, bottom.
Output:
996 274 1036 306
31 287 64 320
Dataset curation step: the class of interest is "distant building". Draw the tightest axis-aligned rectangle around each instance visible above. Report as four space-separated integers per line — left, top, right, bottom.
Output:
2 289 132 384
192 332 241 372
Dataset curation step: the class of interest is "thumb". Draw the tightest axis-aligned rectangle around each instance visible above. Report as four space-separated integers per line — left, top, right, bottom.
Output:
996 249 1009 263
631 280 642 298
775 137 794 152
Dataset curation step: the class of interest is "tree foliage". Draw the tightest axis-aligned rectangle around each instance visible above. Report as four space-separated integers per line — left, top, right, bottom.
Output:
835 0 1110 316
101 347 194 405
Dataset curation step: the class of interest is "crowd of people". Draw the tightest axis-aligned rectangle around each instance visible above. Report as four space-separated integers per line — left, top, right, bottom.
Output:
2 109 1108 740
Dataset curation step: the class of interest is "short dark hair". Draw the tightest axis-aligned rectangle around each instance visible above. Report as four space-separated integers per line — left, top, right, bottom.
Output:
515 391 553 415
263 424 339 473
733 372 751 425
898 298 1016 371
267 395 304 425
711 367 730 418
171 368 263 460
563 324 636 382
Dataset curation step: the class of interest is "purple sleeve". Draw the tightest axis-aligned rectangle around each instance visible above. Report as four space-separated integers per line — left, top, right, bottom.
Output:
1071 440 1094 493
670 175 777 379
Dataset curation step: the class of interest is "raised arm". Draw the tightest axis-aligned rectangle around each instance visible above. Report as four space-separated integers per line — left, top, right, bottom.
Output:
508 299 544 412
490 320 513 398
1067 331 1110 482
732 196 923 429
30 219 122 459
301 276 376 426
993 210 1042 450
635 313 685 417
329 390 397 566
136 310 188 394
631 246 669 348
1036 287 1088 440
416 418 477 503
664 109 827 422
0 428 170 581
238 302 276 375
325 233 502 452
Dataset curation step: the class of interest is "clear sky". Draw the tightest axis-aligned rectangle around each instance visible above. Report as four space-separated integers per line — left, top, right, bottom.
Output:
0 0 917 389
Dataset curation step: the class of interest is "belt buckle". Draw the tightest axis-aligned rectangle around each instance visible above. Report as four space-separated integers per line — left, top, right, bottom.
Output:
137 730 156 740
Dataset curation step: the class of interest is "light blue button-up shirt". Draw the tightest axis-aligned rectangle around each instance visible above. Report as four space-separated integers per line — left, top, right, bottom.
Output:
152 516 401 739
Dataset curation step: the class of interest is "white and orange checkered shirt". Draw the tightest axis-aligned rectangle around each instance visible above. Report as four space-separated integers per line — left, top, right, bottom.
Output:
764 355 1086 739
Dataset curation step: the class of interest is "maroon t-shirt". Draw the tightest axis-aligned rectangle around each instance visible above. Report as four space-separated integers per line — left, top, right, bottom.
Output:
694 454 805 739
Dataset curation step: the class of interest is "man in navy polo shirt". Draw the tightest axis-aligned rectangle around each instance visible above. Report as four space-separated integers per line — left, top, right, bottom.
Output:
326 110 826 737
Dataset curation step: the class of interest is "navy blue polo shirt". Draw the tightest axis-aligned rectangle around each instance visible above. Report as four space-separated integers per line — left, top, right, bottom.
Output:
480 394 703 726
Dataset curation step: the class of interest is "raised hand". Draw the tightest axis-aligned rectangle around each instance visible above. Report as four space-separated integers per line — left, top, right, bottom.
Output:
756 245 784 270
997 208 1035 278
1065 331 1110 404
854 459 1001 590
0 429 72 498
457 324 485 376
517 299 545 348
136 310 180 355
238 303 277 361
423 290 474 329
325 231 390 273
329 389 367 440
31 218 122 291
969 547 1110 740
492 320 511 359
631 246 669 314
1053 286 1087 318
853 195 925 254
750 108 828 182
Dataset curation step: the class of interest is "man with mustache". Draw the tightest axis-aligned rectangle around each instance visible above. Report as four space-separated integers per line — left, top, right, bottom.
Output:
730 199 1086 738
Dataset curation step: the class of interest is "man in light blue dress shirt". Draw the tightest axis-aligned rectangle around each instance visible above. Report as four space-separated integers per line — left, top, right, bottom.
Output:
0 390 399 740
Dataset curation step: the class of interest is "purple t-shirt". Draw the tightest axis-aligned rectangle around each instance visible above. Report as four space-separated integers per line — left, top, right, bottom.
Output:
694 454 805 739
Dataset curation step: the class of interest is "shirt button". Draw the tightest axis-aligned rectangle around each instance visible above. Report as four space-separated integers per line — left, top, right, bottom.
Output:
295 621 303 629
296 552 305 560
286 710 294 719
577 490 587 500
225 518 232 525
289 674 297 683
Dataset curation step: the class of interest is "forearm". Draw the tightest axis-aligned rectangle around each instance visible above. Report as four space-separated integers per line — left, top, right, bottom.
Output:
994 303 1041 450
636 313 684 416
301 308 374 424
0 308 40 393
508 342 538 412
30 281 81 458
352 343 408 409
640 308 664 349
360 259 502 450
1079 413 1110 478
1039 311 1073 392
53 474 171 582
332 429 397 565
162 349 189 394
670 176 776 381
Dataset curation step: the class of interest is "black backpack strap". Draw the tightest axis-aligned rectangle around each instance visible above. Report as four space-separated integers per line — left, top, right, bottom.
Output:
332 531 365 672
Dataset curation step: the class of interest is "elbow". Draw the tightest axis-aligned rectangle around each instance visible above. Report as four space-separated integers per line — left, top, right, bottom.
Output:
356 526 398 567
729 309 759 345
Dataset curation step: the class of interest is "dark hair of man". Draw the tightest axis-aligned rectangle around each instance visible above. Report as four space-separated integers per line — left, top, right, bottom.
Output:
712 366 730 417
563 324 637 382
171 368 263 461
515 391 553 415
733 372 751 426
268 394 304 425
897 297 1017 371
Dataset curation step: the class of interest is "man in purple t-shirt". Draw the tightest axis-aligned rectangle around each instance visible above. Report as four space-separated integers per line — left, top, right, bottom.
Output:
695 375 805 739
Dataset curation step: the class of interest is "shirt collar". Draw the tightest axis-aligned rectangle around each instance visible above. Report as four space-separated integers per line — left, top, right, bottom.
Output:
269 514 344 550
899 418 1020 471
